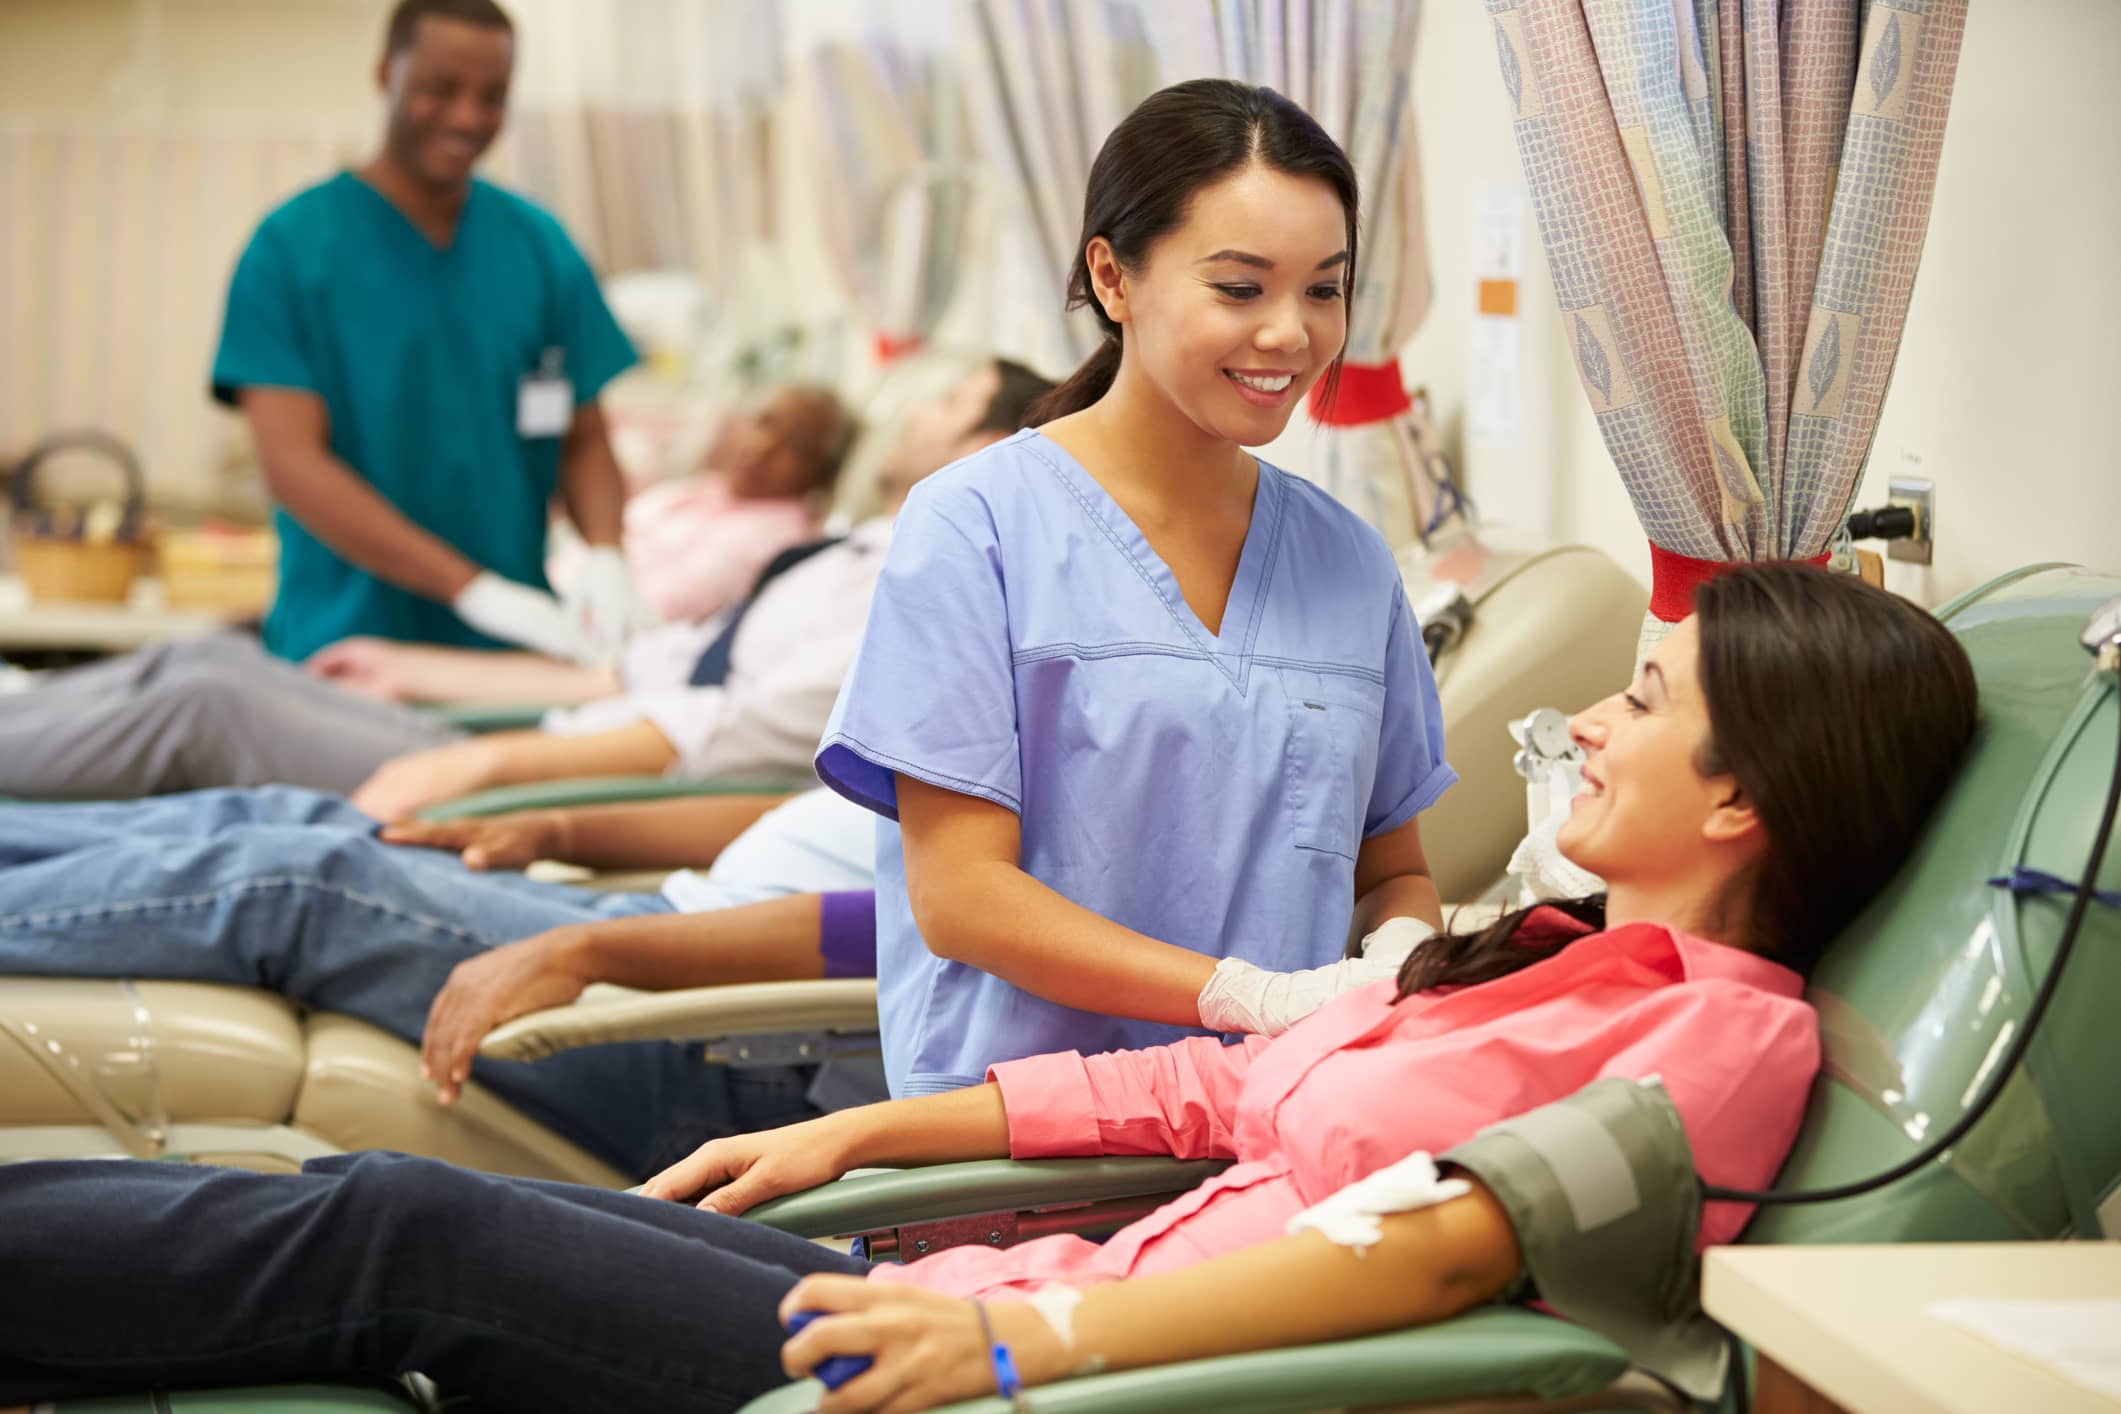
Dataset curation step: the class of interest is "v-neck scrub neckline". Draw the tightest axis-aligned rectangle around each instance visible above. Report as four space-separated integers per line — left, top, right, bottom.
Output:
1024 429 1282 670
816 428 1457 1097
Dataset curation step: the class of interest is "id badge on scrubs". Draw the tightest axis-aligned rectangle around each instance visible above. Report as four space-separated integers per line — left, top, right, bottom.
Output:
517 347 573 439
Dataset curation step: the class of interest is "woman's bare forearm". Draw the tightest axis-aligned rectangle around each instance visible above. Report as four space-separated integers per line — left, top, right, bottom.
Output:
546 792 793 869
1023 1184 1522 1383
1350 871 1442 942
918 861 1218 1025
833 1083 1013 1171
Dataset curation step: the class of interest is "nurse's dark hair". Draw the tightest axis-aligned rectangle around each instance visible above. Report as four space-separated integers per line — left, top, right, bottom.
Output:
1394 564 1978 996
385 0 513 56
1024 79 1357 428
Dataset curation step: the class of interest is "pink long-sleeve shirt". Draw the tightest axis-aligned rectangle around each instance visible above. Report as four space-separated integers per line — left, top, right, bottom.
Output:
873 911 1819 1300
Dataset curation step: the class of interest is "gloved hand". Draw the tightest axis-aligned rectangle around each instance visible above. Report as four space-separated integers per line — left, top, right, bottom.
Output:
1196 916 1437 1036
452 571 587 663
563 545 659 666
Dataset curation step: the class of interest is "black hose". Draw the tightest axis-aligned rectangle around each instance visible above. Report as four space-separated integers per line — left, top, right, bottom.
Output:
1705 684 2120 1205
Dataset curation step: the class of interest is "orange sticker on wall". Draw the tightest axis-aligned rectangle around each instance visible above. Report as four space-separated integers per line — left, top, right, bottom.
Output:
1477 279 1518 317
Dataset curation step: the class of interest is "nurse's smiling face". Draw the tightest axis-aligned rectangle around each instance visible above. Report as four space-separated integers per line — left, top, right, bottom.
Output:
380 17 514 191
1089 162 1349 447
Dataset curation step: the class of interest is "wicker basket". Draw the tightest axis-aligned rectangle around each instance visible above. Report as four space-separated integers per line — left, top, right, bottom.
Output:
13 534 148 604
8 431 150 605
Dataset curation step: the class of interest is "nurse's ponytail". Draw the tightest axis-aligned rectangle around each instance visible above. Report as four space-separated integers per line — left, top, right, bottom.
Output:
1395 565 1977 997
1024 79 1358 428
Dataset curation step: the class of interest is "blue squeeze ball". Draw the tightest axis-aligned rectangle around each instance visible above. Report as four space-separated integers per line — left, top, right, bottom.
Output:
785 1309 874 1390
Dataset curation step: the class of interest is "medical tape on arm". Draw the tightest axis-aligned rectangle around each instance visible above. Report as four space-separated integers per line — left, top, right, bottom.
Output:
1025 1284 1106 1377
1284 1150 1472 1249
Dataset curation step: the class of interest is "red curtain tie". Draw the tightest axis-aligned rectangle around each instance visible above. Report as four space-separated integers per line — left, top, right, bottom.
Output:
873 331 923 364
1648 541 1833 622
1307 356 1412 427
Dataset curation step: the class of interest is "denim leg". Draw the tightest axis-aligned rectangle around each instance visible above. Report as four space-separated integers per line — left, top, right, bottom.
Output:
0 785 381 866
0 825 820 1176
0 1152 867 1412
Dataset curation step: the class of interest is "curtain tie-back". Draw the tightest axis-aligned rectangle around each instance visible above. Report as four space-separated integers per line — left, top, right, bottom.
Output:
1648 542 1832 623
1308 356 1412 427
873 331 923 364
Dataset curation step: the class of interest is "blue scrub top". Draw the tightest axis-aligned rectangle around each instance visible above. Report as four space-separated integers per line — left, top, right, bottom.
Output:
211 173 636 661
817 428 1457 1096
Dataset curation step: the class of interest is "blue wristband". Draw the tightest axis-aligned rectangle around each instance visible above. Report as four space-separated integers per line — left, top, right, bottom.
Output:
973 1300 1026 1402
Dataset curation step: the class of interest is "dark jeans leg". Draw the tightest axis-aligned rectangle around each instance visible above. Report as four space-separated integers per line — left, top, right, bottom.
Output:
0 1153 866 1413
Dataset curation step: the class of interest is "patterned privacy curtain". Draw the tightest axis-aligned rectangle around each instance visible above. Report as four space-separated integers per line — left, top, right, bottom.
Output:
491 0 784 301
956 0 1165 370
793 41 975 367
1146 1 1434 546
1487 0 1966 633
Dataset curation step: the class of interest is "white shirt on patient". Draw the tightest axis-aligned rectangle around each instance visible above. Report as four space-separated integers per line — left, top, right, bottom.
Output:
655 786 875 914
539 516 895 781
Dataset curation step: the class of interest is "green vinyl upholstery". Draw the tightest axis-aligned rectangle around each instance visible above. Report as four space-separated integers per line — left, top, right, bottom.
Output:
414 773 810 823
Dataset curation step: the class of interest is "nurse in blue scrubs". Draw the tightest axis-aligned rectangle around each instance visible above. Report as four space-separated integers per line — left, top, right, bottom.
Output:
210 0 648 665
813 79 1458 1098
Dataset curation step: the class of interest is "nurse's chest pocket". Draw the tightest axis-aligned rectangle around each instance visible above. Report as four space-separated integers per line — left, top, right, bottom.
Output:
1278 669 1386 859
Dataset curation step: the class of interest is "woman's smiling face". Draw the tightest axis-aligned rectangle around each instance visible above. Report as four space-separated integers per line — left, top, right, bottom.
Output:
1556 618 1739 886
1090 162 1350 447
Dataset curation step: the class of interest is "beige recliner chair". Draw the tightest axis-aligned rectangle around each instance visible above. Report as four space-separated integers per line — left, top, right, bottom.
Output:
0 542 1643 1179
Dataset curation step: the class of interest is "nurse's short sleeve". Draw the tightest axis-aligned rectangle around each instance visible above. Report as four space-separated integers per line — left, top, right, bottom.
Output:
815 490 1019 821
1366 586 1457 838
211 225 315 408
550 233 637 403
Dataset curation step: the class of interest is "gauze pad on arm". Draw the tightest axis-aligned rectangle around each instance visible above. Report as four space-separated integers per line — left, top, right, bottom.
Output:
1285 1151 1473 1249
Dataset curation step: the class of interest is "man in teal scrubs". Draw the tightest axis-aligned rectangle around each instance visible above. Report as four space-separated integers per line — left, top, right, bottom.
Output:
211 0 652 664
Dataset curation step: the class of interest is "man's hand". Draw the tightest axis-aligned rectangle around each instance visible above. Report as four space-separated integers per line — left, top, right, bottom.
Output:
379 810 565 870
305 637 417 702
564 545 658 666
452 571 589 662
349 739 503 822
420 927 593 1104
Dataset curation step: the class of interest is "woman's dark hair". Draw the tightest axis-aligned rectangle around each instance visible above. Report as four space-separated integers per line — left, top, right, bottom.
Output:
1024 79 1358 428
977 359 1059 435
1397 564 1980 996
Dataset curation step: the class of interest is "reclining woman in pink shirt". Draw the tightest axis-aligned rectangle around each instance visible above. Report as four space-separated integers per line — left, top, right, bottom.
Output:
0 564 1978 1414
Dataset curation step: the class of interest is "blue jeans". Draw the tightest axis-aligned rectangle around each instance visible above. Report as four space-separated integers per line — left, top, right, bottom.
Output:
0 787 820 1176
0 1151 868 1411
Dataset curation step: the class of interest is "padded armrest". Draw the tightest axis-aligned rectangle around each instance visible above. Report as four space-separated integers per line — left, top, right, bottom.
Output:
746 1156 1232 1240
478 979 879 1061
417 773 810 822
420 702 552 734
737 1305 1631 1413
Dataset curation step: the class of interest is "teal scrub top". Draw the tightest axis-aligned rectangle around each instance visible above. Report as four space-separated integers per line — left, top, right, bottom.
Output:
211 173 636 661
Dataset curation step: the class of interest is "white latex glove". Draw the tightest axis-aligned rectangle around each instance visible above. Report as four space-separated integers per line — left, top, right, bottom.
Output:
1196 917 1437 1036
563 545 659 666
452 571 587 663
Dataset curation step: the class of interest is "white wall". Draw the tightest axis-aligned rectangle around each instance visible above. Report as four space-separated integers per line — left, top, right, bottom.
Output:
1402 0 2121 606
